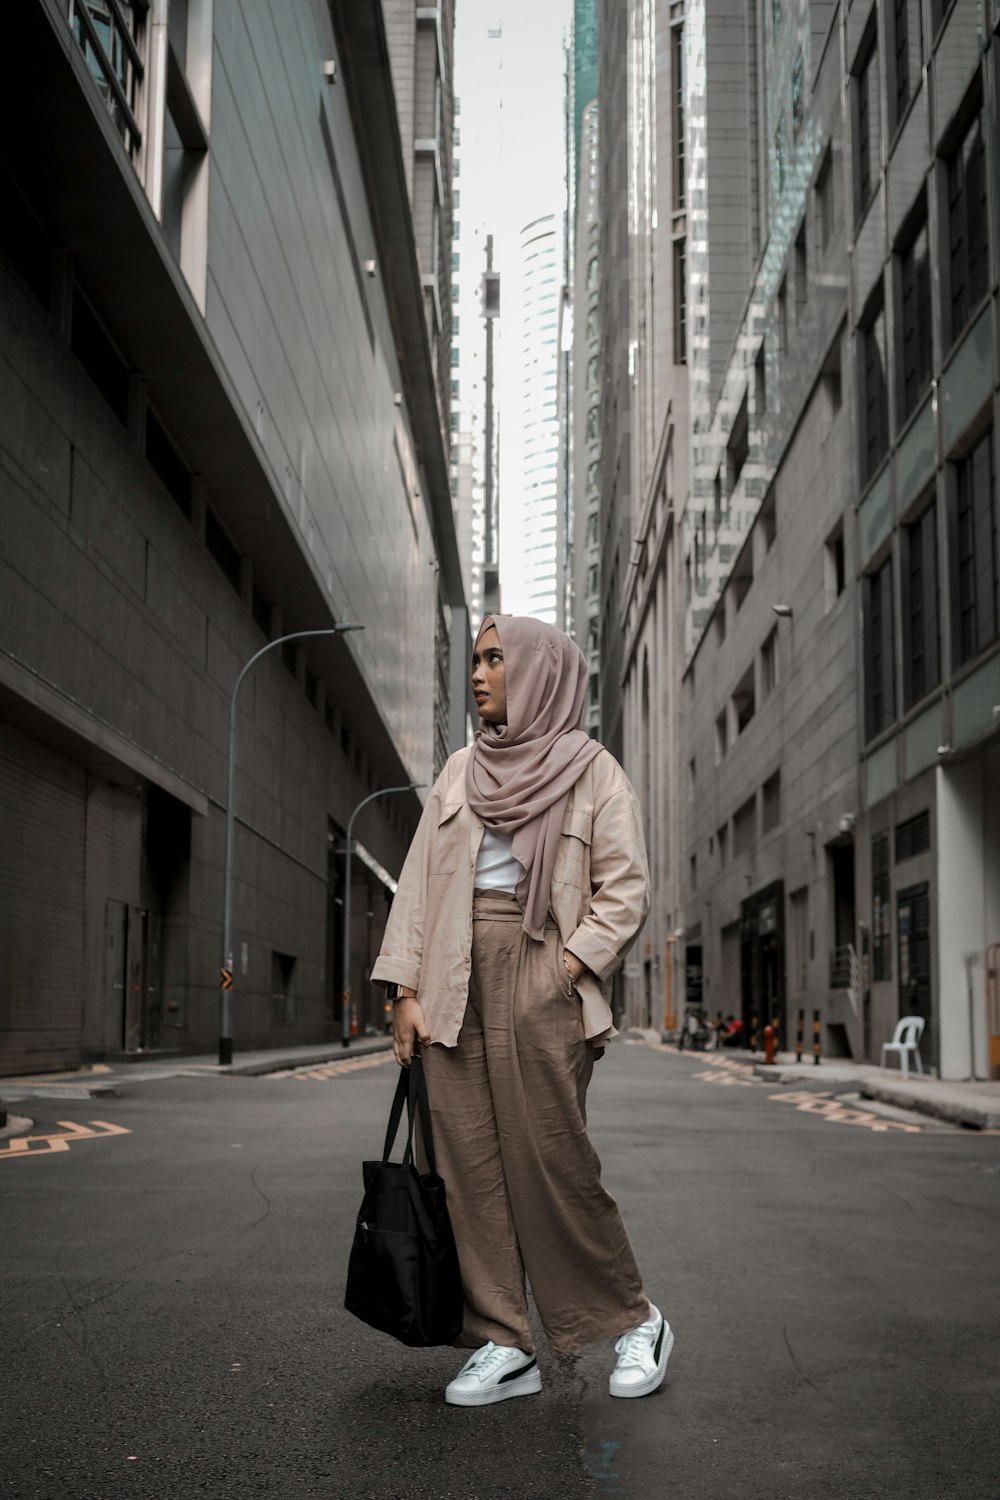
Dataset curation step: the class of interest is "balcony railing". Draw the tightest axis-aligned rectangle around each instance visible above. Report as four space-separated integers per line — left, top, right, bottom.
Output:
829 944 861 1018
68 0 147 162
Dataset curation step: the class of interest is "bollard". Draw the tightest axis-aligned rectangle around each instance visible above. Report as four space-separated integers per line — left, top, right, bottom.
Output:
813 1009 821 1065
750 1010 759 1052
796 1008 804 1064
763 1024 777 1064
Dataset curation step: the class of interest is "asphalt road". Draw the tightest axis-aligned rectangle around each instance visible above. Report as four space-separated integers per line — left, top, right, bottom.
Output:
2 1044 999 1500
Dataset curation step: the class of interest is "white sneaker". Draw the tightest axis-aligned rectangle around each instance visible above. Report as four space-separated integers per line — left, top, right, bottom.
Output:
609 1303 673 1398
444 1342 542 1407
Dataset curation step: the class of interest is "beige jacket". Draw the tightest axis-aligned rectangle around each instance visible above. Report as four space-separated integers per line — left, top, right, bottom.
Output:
370 745 650 1045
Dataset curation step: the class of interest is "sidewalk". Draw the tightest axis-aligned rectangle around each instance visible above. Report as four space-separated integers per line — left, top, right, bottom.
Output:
749 1053 1000 1130
0 1036 394 1101
661 1036 1000 1131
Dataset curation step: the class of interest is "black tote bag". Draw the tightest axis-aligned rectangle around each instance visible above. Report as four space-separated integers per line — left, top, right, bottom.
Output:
344 1055 463 1347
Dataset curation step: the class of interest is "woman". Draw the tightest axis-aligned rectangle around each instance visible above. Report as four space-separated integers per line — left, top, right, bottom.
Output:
371 614 673 1407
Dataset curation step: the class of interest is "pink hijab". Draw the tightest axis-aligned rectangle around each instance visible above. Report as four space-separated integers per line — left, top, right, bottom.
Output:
466 614 603 940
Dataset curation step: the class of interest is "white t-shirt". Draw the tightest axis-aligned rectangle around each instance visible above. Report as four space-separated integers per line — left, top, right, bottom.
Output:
474 828 522 894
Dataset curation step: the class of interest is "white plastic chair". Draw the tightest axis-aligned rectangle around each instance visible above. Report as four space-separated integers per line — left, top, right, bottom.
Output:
880 1016 925 1078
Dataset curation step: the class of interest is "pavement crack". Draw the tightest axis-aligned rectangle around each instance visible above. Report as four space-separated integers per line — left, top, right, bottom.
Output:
246 1163 272 1230
57 1274 108 1390
782 1324 836 1406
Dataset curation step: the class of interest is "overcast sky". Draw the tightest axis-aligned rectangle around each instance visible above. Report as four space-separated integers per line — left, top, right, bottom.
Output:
453 0 572 615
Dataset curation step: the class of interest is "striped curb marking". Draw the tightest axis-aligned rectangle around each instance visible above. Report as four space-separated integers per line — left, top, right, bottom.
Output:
269 1051 396 1081
0 1119 131 1160
768 1089 923 1133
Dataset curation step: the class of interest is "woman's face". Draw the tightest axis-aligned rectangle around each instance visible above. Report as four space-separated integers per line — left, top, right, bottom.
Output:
471 624 507 724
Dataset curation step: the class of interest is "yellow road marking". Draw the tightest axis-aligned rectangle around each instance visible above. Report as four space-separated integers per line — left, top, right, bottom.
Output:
769 1090 922 1133
0 1119 131 1160
270 1051 396 1081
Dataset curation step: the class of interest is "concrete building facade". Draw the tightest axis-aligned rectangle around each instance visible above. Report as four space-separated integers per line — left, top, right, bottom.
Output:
617 0 691 1033
675 0 1000 1081
0 0 469 1074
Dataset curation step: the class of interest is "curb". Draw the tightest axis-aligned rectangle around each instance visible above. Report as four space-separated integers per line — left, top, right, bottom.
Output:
226 1038 395 1077
860 1079 1000 1132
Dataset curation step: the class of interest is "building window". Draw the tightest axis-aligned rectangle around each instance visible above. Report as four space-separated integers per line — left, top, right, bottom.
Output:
252 582 271 637
945 108 989 349
672 22 685 211
872 832 891 980
714 602 727 646
791 50 804 138
859 289 888 485
715 710 729 764
673 238 687 364
206 506 241 594
762 771 781 833
771 0 782 36
896 810 931 861
775 113 786 195
853 32 879 222
145 406 192 518
733 661 756 734
864 556 895 740
717 824 729 867
689 853 697 892
902 502 940 709
777 275 788 355
888 0 911 134
815 147 834 253
760 628 778 699
70 284 130 426
728 392 749 492
951 429 998 667
898 214 932 423
795 221 807 324
755 344 767 418
824 524 846 610
733 795 757 859
760 488 777 550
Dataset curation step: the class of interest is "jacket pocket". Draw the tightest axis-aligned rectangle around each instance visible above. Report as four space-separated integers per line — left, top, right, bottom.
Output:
430 802 464 875
554 808 592 891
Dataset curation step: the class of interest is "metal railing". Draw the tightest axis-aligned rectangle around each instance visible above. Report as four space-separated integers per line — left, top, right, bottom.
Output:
829 943 861 1018
68 0 147 161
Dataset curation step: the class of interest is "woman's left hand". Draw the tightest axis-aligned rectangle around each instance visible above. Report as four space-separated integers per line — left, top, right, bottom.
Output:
562 949 587 984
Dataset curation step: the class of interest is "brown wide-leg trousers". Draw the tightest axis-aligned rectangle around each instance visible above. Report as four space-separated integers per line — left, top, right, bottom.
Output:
419 889 650 1355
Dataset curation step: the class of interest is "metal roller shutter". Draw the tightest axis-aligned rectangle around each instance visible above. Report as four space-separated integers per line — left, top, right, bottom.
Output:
0 723 87 1074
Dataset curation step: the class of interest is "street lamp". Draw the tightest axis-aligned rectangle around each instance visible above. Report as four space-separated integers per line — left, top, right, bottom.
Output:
341 783 424 1048
219 621 363 1066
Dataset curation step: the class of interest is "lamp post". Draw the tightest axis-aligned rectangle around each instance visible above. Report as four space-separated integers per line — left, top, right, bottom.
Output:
341 783 423 1047
219 621 363 1066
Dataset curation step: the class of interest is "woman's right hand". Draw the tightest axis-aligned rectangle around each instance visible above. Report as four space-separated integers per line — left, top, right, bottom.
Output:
392 996 431 1068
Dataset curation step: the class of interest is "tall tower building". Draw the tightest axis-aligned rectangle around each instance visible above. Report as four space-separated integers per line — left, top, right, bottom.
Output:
571 99 603 737
511 215 563 624
450 7 505 632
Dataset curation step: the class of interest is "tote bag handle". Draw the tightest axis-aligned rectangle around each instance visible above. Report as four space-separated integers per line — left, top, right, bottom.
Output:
381 1055 438 1175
